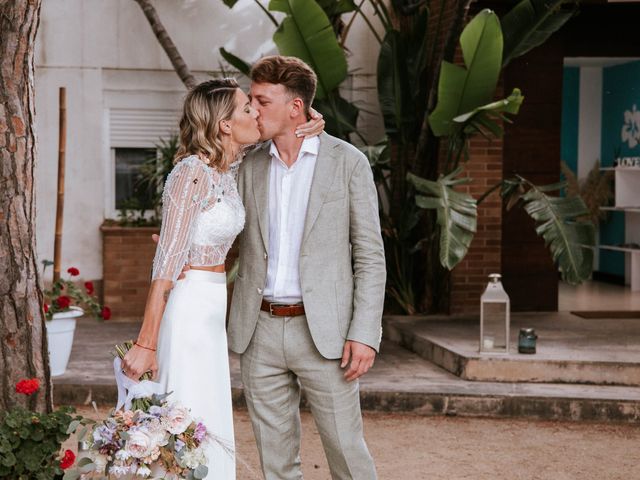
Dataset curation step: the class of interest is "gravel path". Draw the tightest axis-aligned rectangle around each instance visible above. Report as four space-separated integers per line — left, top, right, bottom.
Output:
66 407 639 479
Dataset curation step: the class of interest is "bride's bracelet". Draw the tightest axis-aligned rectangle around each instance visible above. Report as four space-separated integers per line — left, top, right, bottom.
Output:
134 341 157 352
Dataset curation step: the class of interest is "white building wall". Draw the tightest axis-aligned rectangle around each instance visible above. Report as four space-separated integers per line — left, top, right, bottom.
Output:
34 0 383 281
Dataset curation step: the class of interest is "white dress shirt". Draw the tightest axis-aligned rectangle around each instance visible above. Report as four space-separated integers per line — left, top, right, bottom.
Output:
263 136 320 303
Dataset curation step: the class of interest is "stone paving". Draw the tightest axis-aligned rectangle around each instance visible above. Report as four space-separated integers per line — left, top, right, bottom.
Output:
53 317 640 422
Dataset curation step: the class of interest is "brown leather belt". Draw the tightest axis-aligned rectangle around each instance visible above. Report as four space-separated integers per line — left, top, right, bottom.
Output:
261 299 305 317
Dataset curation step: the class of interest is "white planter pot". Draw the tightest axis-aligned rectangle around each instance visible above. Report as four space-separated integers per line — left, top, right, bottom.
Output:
46 306 83 376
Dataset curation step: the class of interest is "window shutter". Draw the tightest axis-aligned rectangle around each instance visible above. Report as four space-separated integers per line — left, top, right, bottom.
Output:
109 108 180 148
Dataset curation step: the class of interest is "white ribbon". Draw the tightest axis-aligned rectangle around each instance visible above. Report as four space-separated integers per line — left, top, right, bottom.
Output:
113 357 165 410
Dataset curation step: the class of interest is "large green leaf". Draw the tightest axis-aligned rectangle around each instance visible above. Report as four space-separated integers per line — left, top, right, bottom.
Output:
219 48 252 76
454 88 524 138
408 168 478 270
501 0 578 67
269 0 348 99
429 9 503 137
515 178 595 284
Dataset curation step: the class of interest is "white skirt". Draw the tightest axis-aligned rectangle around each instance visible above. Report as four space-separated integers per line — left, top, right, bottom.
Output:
157 269 235 480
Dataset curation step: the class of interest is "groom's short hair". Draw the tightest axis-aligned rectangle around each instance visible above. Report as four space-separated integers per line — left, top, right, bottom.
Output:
251 56 317 115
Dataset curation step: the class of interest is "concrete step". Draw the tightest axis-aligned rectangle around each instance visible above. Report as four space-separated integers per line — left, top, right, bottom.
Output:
52 318 640 423
383 314 640 387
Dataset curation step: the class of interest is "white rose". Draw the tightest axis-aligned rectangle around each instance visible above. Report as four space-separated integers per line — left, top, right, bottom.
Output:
125 429 159 459
164 405 192 435
92 453 108 473
136 464 152 477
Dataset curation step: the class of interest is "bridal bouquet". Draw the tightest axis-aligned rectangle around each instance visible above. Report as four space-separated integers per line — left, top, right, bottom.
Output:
64 343 211 480
76 395 210 479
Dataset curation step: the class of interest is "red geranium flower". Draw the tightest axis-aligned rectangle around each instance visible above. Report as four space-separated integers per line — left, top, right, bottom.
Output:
56 296 71 309
60 449 75 469
67 267 80 276
15 378 40 395
44 303 49 313
101 306 112 320
84 281 94 295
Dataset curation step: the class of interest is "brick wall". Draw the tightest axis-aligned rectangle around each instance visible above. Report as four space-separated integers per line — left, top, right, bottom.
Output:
449 135 504 315
101 225 159 320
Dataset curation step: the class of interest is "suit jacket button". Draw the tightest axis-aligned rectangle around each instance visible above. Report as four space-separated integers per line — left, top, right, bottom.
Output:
257 288 263 295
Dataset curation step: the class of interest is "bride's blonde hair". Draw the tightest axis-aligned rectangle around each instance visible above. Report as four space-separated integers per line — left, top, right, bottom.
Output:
174 78 239 170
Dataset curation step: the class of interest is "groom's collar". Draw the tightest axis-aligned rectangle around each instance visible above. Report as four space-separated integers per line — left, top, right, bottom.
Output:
268 135 320 162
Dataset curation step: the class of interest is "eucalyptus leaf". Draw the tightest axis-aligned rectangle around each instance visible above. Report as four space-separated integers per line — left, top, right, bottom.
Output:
194 464 209 479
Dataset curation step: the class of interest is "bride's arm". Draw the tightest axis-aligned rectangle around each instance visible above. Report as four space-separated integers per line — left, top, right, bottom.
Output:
122 159 210 380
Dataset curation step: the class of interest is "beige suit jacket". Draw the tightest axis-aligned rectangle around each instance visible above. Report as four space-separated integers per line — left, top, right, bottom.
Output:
228 133 386 359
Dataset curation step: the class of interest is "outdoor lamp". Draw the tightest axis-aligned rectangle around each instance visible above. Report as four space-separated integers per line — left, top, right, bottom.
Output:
480 273 510 355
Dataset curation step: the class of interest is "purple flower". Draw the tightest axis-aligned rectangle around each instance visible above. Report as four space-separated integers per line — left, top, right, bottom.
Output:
175 439 185 452
194 422 207 442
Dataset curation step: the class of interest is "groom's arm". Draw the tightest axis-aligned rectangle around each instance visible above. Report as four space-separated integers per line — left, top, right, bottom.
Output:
341 152 386 380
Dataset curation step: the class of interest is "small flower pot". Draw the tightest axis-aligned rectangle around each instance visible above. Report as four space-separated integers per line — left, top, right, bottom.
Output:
46 306 83 376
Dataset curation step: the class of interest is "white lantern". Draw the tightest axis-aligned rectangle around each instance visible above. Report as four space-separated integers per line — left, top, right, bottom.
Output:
480 273 510 354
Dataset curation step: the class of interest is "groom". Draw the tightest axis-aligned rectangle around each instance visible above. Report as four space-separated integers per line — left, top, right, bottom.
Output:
229 55 386 479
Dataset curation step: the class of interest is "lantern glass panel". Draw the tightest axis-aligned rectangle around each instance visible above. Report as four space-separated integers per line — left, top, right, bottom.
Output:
480 273 510 354
481 302 508 352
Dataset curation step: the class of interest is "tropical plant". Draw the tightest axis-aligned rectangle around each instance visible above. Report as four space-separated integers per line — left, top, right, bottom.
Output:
406 7 594 289
561 161 614 224
217 0 363 140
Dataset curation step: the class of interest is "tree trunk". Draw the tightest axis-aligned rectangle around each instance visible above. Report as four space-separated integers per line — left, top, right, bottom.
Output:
133 0 197 89
0 0 51 413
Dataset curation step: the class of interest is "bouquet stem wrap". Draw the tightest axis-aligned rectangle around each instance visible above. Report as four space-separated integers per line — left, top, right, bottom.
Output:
113 357 165 410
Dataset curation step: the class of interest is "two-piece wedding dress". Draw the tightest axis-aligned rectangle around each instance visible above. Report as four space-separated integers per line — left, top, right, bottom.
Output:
151 155 245 479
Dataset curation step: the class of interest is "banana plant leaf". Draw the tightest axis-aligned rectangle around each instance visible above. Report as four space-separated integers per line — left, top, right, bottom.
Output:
269 0 348 99
429 9 503 137
219 48 252 76
515 178 595 284
407 168 478 270
453 88 524 138
501 0 578 67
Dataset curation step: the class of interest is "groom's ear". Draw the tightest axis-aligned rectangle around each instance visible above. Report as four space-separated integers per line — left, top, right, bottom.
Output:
290 98 306 119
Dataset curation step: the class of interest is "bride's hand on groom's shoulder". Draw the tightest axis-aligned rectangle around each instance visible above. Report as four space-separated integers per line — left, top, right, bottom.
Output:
122 344 158 381
295 108 324 138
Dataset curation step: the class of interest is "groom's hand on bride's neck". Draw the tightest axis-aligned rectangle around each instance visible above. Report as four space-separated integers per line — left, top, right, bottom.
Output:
341 340 376 382
152 234 189 280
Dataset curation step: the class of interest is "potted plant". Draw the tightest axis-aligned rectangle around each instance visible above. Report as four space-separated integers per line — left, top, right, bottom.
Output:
0 378 87 479
43 261 110 376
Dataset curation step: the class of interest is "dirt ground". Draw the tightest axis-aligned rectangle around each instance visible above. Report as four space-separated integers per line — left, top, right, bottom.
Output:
66 407 640 480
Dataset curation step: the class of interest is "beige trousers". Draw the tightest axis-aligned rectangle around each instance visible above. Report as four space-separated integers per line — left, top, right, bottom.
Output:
241 311 377 480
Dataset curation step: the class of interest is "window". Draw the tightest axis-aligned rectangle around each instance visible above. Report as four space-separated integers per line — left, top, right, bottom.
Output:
114 148 156 210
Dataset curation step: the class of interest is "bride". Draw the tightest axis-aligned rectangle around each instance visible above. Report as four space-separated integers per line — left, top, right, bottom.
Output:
121 78 321 478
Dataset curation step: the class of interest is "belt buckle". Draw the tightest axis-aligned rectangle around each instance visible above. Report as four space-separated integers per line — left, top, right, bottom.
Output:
269 303 281 317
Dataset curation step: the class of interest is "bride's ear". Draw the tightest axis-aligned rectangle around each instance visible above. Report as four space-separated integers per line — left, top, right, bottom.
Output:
219 119 232 135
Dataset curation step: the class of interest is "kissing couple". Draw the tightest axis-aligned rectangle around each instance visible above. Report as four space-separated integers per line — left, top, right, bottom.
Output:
122 55 386 480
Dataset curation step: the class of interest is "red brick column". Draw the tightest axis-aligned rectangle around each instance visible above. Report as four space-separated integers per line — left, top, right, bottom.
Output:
101 224 159 320
449 136 504 314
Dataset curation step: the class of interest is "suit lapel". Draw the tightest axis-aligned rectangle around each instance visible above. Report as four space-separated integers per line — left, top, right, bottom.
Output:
301 134 339 246
252 143 271 251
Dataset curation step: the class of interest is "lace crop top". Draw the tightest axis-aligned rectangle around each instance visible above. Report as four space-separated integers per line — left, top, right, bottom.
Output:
151 155 245 282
